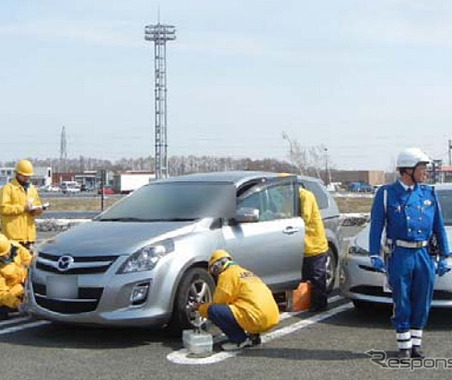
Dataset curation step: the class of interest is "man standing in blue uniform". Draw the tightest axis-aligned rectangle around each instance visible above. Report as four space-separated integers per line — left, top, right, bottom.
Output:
369 147 451 359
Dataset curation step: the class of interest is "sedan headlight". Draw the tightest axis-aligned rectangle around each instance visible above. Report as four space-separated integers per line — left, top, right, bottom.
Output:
348 244 369 256
117 239 175 274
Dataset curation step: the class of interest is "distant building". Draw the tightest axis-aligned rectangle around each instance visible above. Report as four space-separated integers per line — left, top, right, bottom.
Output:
433 165 452 183
53 170 113 189
330 170 385 186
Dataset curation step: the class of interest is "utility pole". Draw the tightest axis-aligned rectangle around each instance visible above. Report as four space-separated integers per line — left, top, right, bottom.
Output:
59 126 67 172
324 147 331 185
449 139 452 166
144 22 176 179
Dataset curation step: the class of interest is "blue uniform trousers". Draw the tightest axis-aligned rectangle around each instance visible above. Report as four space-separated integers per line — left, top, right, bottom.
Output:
388 246 435 332
207 304 248 343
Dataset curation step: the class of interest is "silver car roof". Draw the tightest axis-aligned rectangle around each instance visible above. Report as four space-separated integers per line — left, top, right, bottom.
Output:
153 171 323 188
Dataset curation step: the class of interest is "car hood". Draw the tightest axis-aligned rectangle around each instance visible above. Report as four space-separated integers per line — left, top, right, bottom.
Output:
39 220 198 257
352 224 452 251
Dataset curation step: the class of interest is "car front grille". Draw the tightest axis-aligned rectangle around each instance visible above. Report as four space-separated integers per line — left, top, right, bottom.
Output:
35 295 100 313
33 283 103 314
36 252 119 275
350 285 452 300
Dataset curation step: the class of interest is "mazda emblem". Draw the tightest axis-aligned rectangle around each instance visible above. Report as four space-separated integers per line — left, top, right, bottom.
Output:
57 255 74 272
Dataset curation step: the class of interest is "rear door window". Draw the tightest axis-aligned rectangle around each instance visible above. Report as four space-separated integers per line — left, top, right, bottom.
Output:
301 181 329 210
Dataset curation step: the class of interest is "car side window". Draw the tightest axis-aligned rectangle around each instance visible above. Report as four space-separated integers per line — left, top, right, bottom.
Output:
301 181 329 210
238 182 295 221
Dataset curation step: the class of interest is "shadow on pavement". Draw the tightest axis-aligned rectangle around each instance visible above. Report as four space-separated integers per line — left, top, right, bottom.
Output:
313 302 452 332
0 322 183 350
243 347 369 361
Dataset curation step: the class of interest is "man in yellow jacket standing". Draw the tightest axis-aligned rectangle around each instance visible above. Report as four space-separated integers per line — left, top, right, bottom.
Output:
0 160 44 250
299 186 329 312
195 250 279 351
0 234 32 319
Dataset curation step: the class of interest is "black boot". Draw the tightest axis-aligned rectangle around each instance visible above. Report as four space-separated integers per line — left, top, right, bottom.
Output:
249 334 261 346
0 306 9 320
411 347 425 359
398 349 411 359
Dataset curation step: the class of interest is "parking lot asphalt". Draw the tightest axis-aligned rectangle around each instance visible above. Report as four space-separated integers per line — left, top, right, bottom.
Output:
1 227 450 380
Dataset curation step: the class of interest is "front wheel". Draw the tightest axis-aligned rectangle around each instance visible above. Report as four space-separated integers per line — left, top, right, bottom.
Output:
166 267 215 336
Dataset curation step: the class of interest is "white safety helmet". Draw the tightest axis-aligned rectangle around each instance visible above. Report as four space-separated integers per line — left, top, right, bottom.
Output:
396 148 431 169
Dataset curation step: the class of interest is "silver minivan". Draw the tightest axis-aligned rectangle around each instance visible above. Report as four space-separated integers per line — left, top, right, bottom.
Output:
27 171 340 332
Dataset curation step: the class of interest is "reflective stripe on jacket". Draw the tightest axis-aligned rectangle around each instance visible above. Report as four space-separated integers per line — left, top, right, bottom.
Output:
299 188 328 256
199 264 279 334
0 178 42 242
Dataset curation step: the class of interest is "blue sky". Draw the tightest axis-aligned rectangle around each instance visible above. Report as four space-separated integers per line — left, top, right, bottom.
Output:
1 0 452 171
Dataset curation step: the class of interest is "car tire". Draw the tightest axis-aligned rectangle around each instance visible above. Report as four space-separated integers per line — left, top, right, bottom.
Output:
166 267 215 336
325 247 337 294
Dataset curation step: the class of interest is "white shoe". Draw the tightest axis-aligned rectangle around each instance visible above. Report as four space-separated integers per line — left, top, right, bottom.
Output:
221 338 253 351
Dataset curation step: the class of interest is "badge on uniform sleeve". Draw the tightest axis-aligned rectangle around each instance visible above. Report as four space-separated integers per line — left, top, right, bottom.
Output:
424 200 432 206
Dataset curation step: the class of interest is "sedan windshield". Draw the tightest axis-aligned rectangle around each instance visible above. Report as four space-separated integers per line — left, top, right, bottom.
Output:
437 189 452 226
96 181 236 221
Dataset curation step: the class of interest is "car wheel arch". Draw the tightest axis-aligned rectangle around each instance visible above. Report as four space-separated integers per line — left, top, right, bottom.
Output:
325 242 339 293
166 262 215 335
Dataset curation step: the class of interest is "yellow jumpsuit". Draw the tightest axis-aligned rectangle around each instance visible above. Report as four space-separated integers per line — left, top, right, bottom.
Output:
199 264 279 334
299 188 328 256
0 178 42 242
0 242 32 309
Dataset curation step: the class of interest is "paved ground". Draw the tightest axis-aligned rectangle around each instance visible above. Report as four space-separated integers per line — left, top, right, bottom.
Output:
1 226 449 380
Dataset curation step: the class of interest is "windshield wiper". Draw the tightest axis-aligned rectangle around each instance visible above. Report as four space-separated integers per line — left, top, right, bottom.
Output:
98 217 197 222
98 217 148 222
162 217 197 221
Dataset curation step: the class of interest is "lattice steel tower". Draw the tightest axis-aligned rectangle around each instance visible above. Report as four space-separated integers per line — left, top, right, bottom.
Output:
144 22 176 179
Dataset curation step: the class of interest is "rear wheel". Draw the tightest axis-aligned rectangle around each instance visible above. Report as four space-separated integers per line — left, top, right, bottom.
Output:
166 267 215 336
325 247 337 294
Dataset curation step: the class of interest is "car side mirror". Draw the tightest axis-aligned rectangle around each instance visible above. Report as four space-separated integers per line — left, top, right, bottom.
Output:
233 207 259 223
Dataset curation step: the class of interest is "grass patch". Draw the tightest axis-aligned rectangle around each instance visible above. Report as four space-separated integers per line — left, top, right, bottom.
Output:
334 196 373 214
44 196 122 212
43 194 373 214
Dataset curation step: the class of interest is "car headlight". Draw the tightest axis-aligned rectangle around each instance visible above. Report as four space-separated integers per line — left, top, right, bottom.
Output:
347 245 369 256
117 239 175 274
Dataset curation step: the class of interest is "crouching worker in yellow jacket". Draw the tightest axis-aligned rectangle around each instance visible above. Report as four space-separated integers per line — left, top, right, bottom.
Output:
195 250 279 351
0 234 32 320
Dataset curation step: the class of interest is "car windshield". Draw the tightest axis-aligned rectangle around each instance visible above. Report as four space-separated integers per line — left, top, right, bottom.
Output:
96 181 236 221
436 189 452 226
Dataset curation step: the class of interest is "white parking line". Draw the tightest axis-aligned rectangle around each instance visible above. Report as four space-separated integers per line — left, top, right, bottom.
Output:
167 300 353 365
0 316 31 327
0 320 50 335
279 295 342 322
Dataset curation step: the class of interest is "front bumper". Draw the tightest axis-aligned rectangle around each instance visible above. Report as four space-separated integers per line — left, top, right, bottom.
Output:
339 255 452 308
25 257 176 327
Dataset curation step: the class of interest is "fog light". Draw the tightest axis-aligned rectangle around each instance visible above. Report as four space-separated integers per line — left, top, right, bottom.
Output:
130 283 150 305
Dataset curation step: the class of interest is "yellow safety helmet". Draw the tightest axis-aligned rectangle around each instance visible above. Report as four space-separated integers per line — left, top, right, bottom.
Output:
16 159 34 176
208 249 232 276
0 234 11 257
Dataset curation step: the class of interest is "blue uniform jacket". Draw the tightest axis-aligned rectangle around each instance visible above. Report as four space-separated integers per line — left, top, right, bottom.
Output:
369 181 450 257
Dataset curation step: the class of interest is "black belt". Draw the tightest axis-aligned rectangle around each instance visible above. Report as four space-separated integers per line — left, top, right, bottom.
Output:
18 241 35 249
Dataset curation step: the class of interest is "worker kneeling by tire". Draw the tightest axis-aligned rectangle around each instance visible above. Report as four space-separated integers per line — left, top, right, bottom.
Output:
194 250 279 351
0 234 32 320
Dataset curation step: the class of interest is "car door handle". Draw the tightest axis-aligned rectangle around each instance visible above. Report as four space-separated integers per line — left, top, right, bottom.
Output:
283 226 300 235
